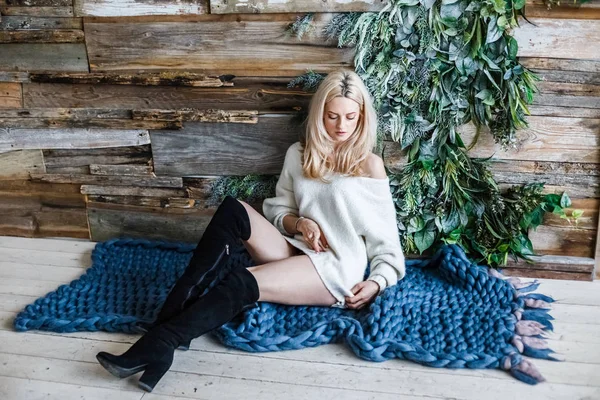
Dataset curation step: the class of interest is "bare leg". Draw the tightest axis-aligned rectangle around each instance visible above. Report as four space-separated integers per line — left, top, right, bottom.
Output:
238 200 301 264
247 256 337 306
236 200 337 306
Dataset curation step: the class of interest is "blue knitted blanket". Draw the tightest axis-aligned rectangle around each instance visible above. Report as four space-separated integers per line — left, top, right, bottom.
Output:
14 238 558 384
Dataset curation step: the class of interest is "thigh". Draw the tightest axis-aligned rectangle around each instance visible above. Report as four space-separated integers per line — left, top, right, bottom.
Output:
238 200 301 265
247 255 338 307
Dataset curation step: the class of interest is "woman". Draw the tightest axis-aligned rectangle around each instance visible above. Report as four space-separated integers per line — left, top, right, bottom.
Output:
95 68 406 392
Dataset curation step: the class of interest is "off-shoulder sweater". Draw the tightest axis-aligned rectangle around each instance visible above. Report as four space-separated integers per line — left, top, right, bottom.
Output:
262 142 406 308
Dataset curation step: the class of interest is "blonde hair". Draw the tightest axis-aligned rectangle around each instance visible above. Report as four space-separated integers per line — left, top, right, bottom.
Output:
299 69 377 183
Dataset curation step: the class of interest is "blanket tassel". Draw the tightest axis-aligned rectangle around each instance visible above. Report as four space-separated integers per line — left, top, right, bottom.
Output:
490 269 559 384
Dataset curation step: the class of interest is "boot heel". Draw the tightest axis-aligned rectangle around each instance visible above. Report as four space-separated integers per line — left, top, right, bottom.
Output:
138 362 171 392
177 339 191 351
96 352 147 379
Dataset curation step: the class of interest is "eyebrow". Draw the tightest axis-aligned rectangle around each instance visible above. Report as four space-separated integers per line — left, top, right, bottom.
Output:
328 111 357 116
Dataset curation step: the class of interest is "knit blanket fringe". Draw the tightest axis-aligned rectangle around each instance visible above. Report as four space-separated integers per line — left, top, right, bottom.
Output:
13 237 559 385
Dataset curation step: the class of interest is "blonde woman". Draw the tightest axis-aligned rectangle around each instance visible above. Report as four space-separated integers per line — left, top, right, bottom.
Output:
95 68 406 392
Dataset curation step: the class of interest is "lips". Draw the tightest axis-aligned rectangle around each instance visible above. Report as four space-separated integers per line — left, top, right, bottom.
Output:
336 131 347 135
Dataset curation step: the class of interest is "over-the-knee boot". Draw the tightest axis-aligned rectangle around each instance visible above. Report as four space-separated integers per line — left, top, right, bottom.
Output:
96 266 260 393
151 196 252 349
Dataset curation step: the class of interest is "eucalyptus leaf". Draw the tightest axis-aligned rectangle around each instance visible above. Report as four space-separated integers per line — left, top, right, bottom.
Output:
514 0 526 10
497 15 507 29
414 229 436 254
442 208 461 233
560 192 572 208
421 0 437 9
486 16 502 44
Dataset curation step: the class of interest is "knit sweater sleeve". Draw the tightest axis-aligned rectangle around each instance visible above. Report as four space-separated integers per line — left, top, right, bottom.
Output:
262 144 299 237
363 180 406 292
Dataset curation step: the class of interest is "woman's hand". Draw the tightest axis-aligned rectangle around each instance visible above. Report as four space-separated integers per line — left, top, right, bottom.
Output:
345 281 379 310
297 217 329 253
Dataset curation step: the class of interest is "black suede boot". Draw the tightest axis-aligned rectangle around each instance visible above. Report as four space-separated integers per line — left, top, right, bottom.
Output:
151 195 252 350
96 266 260 393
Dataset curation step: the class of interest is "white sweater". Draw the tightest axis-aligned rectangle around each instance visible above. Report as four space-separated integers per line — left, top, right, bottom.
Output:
262 142 406 308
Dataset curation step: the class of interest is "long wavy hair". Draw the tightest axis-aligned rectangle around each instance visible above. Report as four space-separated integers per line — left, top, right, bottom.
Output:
299 69 378 183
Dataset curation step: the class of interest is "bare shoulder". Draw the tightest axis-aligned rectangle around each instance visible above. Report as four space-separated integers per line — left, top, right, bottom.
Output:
364 153 387 179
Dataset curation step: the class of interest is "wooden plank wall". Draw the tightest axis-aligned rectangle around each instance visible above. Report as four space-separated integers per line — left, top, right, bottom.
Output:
0 0 598 280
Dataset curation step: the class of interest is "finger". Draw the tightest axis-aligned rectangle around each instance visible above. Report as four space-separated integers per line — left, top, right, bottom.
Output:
351 284 363 295
321 233 329 248
313 236 322 252
318 239 326 250
348 294 364 305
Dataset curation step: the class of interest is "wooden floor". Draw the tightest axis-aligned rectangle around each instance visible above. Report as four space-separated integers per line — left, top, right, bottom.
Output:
0 237 598 400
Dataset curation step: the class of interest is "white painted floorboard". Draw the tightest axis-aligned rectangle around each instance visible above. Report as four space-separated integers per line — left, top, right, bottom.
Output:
0 236 598 400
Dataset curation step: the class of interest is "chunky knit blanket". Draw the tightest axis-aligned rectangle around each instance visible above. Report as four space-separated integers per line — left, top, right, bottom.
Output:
14 238 558 384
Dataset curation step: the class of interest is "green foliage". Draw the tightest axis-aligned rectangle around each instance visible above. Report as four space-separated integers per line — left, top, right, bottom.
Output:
543 0 591 9
389 142 583 266
208 175 278 207
285 13 316 40
325 0 541 149
287 70 326 92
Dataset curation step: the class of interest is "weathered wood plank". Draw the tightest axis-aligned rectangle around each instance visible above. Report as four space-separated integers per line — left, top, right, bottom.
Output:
0 117 182 130
0 192 85 213
0 72 30 83
35 209 89 238
22 82 308 111
0 16 82 30
0 128 150 151
31 173 183 187
461 117 600 163
42 145 152 169
595 202 600 279
87 202 210 242
0 215 37 237
209 0 385 14
530 225 596 258
80 185 187 197
0 108 130 119
0 30 84 43
3 0 72 5
521 58 600 73
89 164 153 176
0 83 22 108
500 268 592 281
86 194 165 208
132 109 258 123
0 179 81 194
524 0 600 19
0 190 88 239
535 70 600 86
0 6 75 17
27 71 231 86
151 114 303 176
532 93 600 109
537 81 600 97
515 18 600 60
0 149 45 179
74 0 208 17
0 376 142 400
0 44 88 73
505 254 595 273
84 14 353 76
528 106 600 119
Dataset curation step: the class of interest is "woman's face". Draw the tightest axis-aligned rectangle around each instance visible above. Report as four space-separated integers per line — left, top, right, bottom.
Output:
323 96 361 147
